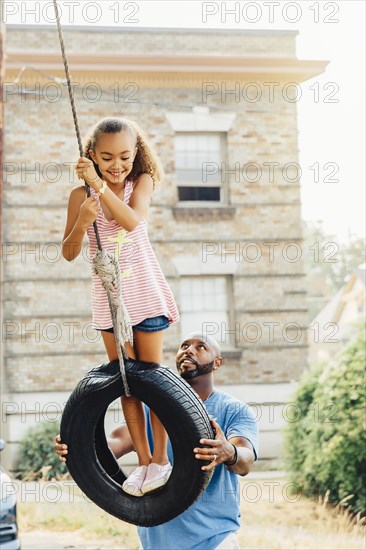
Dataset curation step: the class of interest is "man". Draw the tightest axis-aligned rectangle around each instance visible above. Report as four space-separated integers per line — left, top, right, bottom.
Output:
55 332 258 549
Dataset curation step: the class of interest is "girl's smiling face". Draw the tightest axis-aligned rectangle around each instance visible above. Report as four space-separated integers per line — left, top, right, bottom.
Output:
89 130 137 186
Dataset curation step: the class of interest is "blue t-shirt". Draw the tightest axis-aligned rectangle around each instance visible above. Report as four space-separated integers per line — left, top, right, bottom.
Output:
138 390 259 550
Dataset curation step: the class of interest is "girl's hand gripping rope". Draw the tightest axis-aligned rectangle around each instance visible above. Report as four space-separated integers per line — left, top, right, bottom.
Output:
76 157 103 190
78 196 99 229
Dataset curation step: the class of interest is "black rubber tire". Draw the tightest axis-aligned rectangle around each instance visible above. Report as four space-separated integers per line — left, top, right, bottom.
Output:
60 358 215 526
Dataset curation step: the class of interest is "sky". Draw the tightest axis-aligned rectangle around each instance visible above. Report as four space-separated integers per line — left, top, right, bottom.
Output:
3 0 365 244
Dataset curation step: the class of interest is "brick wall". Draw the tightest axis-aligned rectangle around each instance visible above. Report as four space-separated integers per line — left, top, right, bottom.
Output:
3 26 307 392
6 26 297 57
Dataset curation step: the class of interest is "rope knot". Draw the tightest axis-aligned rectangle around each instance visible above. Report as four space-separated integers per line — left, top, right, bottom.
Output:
92 249 133 396
93 249 117 291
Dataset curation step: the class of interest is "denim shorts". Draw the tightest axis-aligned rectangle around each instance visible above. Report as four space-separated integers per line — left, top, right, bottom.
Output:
101 315 170 334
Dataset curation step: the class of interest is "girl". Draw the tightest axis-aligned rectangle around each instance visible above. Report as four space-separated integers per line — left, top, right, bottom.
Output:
62 118 179 496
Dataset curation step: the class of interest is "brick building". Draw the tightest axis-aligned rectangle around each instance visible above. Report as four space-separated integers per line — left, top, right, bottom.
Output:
1 25 327 468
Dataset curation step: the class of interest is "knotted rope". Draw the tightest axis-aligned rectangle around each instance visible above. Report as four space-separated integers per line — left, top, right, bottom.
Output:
53 0 132 395
92 249 134 378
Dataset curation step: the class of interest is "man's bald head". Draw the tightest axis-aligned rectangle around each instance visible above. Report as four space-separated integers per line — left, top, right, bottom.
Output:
184 332 221 356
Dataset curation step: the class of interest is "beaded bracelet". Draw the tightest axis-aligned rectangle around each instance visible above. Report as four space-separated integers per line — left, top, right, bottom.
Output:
224 443 238 467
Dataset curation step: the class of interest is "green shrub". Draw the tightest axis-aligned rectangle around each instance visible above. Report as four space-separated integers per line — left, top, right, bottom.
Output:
17 421 67 480
283 360 324 477
284 324 366 514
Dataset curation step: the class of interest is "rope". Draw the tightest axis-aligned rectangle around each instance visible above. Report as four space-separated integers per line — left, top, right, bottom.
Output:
53 1 82 157
53 0 102 250
53 0 132 396
93 250 133 393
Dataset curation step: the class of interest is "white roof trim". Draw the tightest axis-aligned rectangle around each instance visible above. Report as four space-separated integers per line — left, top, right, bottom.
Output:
166 109 236 132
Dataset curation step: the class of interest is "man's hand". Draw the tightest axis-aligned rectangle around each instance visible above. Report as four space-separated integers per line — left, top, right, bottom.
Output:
193 419 236 471
54 434 68 463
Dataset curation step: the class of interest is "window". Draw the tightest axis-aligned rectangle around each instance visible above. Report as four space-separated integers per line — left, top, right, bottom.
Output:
180 276 231 346
175 133 225 202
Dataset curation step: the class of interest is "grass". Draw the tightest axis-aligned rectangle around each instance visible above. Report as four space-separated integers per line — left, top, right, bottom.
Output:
17 476 365 550
18 493 139 549
238 478 365 549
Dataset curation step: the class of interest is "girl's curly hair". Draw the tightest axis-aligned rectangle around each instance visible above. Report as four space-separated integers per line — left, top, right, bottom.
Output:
83 117 163 189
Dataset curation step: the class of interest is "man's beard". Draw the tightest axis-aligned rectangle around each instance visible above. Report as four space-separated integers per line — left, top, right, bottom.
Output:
177 359 215 380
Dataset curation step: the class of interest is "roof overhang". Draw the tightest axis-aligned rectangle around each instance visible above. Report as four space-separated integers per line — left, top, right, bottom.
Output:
5 51 328 84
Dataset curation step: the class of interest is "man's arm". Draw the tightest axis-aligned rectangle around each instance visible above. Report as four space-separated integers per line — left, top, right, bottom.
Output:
193 419 255 476
108 425 135 458
225 436 255 476
54 424 134 462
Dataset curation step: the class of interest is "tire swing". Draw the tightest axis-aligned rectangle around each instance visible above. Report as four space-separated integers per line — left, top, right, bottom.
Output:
52 0 215 527
60 359 215 526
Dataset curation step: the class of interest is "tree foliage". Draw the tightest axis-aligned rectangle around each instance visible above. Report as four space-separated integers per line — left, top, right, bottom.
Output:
284 324 366 514
17 421 67 480
302 221 365 321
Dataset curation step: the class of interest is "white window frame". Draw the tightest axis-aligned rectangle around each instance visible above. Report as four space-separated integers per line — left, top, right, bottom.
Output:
174 132 227 204
179 275 233 348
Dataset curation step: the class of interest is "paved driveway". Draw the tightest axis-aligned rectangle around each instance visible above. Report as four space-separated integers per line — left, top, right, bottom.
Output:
20 530 127 550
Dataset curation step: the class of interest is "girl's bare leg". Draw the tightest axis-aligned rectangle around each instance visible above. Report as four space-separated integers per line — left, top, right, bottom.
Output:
133 329 169 465
101 331 134 362
101 328 170 493
101 331 152 465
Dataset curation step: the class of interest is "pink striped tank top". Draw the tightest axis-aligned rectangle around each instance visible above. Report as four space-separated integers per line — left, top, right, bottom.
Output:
87 180 180 330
